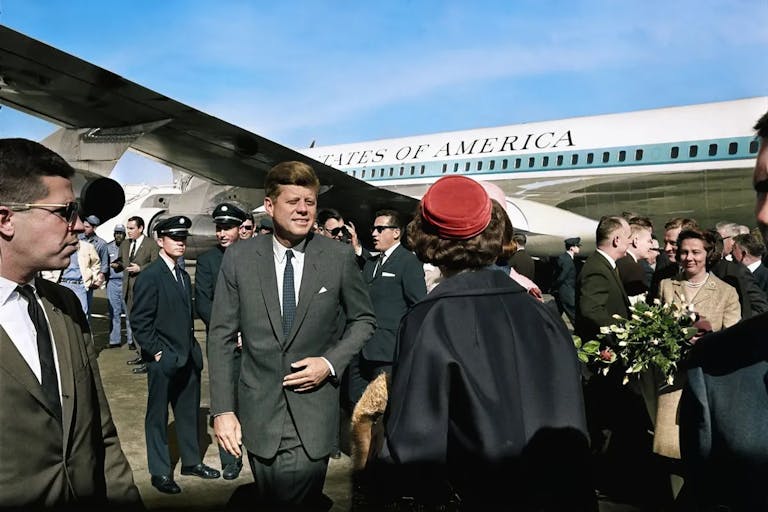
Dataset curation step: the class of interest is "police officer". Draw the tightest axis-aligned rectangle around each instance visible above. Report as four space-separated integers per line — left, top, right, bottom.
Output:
131 216 220 494
195 202 248 480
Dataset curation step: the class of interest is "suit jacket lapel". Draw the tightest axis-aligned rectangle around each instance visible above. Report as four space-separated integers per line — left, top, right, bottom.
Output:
599 253 630 307
257 237 284 345
41 297 75 445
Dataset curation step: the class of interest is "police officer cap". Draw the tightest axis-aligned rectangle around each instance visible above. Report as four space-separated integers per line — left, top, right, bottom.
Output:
565 237 581 248
212 202 247 226
156 216 191 237
114 224 126 233
84 215 101 226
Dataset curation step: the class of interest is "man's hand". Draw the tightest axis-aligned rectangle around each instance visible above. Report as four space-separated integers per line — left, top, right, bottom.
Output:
347 221 362 253
126 263 141 274
282 357 331 392
214 413 243 457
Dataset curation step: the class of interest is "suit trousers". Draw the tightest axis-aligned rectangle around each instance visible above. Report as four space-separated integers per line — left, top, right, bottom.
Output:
218 346 242 468
145 356 202 476
247 404 329 507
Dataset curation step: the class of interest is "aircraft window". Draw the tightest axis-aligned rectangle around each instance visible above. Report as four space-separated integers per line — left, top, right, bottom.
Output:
602 152 610 163
465 162 471 172
671 146 679 159
587 153 594 164
572 154 579 165
729 142 738 155
400 167 404 176
515 158 521 169
708 144 717 156
362 170 366 178
420 165 425 175
389 168 394 176
635 149 643 161
410 166 415 175
689 145 698 158
489 160 496 170
453 163 459 173
528 157 535 168
556 155 564 166
352 170 356 177
502 159 508 170
477 161 483 171
618 151 626 162
442 164 447 173
542 156 549 166
750 140 759 153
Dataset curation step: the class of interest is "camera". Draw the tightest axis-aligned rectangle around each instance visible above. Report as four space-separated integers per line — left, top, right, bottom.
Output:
336 226 352 245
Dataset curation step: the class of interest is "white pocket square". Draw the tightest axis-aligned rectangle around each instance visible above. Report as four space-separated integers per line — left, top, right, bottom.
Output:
318 286 328 294
382 272 396 277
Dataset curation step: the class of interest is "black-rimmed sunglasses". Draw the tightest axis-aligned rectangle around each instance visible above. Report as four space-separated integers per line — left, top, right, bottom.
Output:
240 224 254 231
329 226 349 236
372 225 397 233
5 201 80 225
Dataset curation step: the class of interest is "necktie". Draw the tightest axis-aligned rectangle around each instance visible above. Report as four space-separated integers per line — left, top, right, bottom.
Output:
282 250 296 338
129 240 136 261
374 253 385 278
16 285 62 423
175 266 185 292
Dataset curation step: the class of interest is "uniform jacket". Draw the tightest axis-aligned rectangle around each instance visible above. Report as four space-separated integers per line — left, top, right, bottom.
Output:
0 278 140 508
658 273 741 332
375 269 593 509
575 251 630 343
130 257 203 371
680 312 768 510
118 235 159 306
41 240 101 289
551 252 577 301
194 245 225 328
207 233 376 459
509 248 536 281
361 244 426 362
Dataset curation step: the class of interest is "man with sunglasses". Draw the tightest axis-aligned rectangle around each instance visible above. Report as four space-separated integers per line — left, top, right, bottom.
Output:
0 138 141 507
195 202 248 480
349 209 426 404
239 212 255 240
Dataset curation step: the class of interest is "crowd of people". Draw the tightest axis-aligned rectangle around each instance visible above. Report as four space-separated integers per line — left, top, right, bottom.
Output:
0 109 767 511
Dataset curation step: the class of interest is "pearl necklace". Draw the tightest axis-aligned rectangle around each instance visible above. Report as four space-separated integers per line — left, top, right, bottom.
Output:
685 273 710 288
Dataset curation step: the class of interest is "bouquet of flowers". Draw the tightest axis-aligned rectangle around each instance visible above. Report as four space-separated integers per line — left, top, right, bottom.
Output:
573 298 700 385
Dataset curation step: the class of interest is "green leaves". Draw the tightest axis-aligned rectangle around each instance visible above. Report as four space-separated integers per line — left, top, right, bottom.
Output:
572 299 697 386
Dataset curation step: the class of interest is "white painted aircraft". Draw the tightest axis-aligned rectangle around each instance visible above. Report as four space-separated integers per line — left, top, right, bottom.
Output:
1 25 765 258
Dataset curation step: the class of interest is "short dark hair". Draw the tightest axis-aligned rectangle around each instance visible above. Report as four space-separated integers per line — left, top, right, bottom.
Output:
127 216 145 229
733 233 765 258
679 229 718 268
512 233 527 246
664 217 698 232
265 161 320 200
755 111 768 138
596 216 626 245
317 208 343 227
0 138 75 204
374 209 402 229
243 212 254 223
408 199 504 271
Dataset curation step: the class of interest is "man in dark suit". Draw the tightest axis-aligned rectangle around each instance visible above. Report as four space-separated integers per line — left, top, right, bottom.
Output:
509 232 536 281
617 215 655 300
131 216 220 494
679 111 768 510
208 161 376 509
194 201 248 480
349 209 426 404
732 233 768 296
118 215 159 373
0 138 141 508
551 237 581 327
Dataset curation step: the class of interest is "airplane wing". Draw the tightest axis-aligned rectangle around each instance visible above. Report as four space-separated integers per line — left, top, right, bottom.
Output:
0 25 418 229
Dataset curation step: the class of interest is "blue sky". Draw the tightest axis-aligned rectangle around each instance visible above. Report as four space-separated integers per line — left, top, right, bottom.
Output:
1 0 766 185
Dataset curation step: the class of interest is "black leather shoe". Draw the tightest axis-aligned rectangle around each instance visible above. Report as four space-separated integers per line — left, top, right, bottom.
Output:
132 364 147 374
222 460 242 480
127 342 136 350
127 356 143 365
181 463 220 479
151 474 181 494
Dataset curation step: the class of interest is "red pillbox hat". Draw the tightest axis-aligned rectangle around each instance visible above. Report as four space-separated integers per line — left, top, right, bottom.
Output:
420 176 492 240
